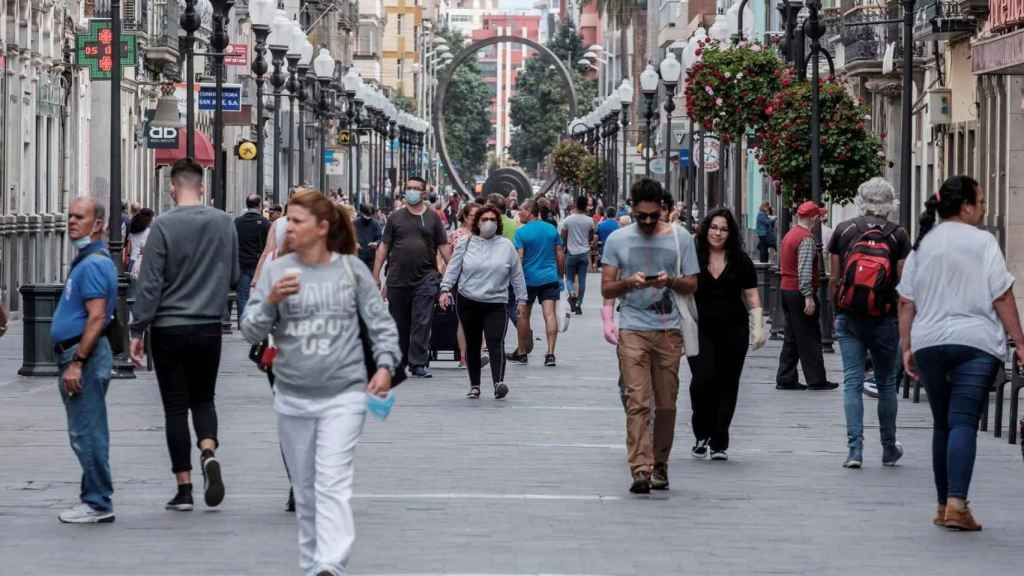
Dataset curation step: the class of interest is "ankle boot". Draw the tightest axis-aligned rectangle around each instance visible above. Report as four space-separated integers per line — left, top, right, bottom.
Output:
932 504 945 527
944 500 982 531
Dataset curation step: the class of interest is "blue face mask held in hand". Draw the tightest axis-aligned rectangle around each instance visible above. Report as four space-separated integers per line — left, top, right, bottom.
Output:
367 390 395 420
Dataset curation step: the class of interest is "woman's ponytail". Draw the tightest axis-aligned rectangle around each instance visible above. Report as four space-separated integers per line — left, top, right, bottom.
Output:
912 175 980 251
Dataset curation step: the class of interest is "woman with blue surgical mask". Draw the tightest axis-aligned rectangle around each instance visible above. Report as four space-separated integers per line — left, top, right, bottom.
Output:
439 205 528 400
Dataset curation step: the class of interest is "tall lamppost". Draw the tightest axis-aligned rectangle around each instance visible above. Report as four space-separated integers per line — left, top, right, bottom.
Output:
313 48 335 195
210 0 234 210
639 64 659 178
616 79 633 206
388 115 397 201
607 98 621 207
682 28 706 229
294 35 313 186
249 0 274 201
180 0 203 159
659 52 681 201
343 67 362 199
110 0 133 378
267 10 290 205
284 19 306 191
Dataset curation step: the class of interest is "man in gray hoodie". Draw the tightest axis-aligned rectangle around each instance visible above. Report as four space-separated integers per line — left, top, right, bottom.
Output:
129 158 239 512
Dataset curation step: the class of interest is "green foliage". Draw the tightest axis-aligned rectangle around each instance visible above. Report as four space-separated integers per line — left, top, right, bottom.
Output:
684 40 785 142
508 22 597 175
551 140 591 189
584 0 645 26
754 77 885 205
392 94 416 114
438 28 492 188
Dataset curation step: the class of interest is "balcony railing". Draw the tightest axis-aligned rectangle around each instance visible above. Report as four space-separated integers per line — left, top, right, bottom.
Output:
658 0 681 30
840 2 925 67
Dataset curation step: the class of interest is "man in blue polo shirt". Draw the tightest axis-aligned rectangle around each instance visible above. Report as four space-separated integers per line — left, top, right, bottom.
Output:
51 196 119 524
511 199 565 367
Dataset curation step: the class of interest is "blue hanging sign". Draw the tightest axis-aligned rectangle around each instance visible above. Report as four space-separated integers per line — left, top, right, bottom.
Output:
198 83 242 112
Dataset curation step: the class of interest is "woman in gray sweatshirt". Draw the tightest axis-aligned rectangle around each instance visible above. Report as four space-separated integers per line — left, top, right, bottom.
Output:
440 205 527 399
241 189 398 576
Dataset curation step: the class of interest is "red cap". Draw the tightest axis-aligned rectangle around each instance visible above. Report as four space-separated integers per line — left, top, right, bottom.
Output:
797 201 823 217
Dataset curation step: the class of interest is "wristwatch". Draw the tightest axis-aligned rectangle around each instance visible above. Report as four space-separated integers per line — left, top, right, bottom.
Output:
72 353 88 364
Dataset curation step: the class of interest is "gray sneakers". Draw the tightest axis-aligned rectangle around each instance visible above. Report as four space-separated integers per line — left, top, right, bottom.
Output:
58 503 115 524
843 448 863 469
882 441 904 467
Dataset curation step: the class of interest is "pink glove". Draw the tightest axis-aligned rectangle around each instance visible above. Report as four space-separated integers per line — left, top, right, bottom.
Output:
602 303 618 346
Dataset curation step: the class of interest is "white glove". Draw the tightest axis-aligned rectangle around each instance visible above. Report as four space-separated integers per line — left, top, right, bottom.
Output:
749 307 766 351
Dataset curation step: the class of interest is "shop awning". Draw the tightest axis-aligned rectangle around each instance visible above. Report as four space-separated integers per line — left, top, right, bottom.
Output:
154 130 216 167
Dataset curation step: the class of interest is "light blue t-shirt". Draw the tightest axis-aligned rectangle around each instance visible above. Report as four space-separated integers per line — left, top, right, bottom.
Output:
601 224 700 331
597 219 619 248
51 242 119 344
514 220 562 287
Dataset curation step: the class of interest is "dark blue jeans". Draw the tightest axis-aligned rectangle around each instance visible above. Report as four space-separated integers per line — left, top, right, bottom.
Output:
58 337 114 512
836 314 900 453
915 345 1000 504
236 267 255 323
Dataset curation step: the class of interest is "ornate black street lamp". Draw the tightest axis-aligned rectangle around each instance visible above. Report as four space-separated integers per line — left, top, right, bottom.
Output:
249 0 274 201
616 79 633 207
660 52 681 201
639 64 659 178
284 44 300 190
343 67 363 199
180 0 202 159
267 10 291 205
313 48 335 195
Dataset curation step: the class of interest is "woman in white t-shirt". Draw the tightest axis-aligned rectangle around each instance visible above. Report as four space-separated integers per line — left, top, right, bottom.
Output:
897 175 1024 532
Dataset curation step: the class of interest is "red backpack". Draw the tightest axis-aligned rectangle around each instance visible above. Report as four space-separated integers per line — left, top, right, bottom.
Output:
837 221 899 317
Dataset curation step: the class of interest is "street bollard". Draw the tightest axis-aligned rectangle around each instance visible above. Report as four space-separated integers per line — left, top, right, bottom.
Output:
754 262 772 323
819 272 835 353
18 284 64 377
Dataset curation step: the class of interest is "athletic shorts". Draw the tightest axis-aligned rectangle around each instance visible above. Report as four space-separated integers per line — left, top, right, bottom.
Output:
526 282 560 305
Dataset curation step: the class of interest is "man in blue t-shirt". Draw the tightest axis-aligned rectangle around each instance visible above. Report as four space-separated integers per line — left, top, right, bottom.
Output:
51 196 119 524
511 199 565 367
597 207 620 260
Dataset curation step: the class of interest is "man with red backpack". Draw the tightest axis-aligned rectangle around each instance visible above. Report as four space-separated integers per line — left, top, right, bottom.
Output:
828 177 912 469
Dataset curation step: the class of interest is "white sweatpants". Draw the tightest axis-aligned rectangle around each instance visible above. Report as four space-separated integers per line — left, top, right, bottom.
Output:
277 390 367 576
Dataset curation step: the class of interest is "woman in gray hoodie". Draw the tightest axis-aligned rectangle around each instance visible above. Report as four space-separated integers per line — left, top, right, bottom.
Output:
440 205 527 399
241 189 399 576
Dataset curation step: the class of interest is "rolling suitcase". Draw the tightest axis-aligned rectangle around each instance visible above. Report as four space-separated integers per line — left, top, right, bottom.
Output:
429 302 461 362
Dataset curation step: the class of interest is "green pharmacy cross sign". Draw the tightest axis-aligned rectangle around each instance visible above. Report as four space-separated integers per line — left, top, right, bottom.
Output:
76 19 137 80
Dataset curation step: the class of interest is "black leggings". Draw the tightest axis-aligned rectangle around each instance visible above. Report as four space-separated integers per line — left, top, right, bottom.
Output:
456 294 508 388
151 323 222 474
688 322 750 452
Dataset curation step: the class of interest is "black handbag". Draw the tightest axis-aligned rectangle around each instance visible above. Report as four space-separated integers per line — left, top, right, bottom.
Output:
346 256 406 387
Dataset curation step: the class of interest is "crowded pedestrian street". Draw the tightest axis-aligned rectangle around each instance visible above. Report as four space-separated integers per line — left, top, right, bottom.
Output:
3 295 1023 575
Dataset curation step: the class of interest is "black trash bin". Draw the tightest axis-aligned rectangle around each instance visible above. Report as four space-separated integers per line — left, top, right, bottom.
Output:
18 284 65 377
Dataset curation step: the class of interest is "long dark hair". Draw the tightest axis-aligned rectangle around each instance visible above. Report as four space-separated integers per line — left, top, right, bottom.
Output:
128 208 154 234
914 175 979 250
697 208 745 268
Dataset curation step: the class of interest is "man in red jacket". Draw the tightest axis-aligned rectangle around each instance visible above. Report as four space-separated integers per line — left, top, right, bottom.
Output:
776 201 837 391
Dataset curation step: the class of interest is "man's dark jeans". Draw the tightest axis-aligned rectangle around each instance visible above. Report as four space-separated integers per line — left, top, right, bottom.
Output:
777 290 827 387
236 267 256 322
388 275 439 369
915 345 1001 504
151 323 222 473
58 337 114 512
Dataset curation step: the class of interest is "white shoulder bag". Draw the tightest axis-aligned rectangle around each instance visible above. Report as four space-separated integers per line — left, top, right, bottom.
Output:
671 224 701 357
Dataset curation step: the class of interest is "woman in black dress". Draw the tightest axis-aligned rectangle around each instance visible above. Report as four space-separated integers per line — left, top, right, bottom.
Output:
689 208 767 461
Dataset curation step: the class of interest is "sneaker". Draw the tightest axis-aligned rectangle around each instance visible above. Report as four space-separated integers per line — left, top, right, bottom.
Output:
629 471 651 494
410 366 433 378
863 378 880 398
944 500 983 531
494 382 509 399
58 503 115 524
843 453 863 469
691 439 709 459
710 450 728 461
508 352 529 365
651 464 669 490
544 354 556 367
316 571 336 576
201 450 225 507
480 354 490 368
166 484 194 511
568 295 577 313
882 441 904 467
807 381 840 391
286 488 295 512
776 382 808 391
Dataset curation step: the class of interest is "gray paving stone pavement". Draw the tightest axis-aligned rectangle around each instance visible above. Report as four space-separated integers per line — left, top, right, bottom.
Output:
2 289 1024 576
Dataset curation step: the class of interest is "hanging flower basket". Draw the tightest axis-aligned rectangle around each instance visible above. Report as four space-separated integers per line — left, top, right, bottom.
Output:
551 140 591 190
684 40 786 143
754 77 885 205
581 154 606 198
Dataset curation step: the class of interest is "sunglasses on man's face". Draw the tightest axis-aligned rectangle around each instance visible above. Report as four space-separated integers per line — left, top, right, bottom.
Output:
634 211 662 223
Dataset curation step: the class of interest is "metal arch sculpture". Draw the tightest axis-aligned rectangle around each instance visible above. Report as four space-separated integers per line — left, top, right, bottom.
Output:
433 35 578 200
483 167 533 199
